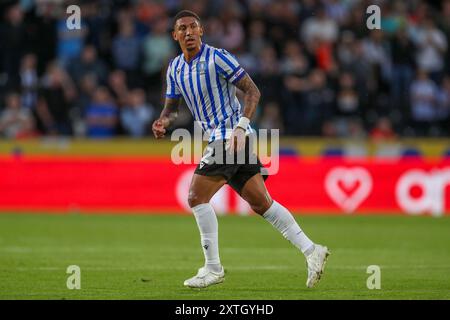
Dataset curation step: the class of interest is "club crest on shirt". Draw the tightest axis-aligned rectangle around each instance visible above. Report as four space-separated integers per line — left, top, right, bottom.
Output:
197 61 207 74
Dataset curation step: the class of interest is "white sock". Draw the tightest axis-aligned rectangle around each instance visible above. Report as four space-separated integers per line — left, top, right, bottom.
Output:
192 203 222 272
263 200 315 256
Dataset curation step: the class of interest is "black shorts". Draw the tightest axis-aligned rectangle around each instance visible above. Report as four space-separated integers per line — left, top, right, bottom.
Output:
194 137 268 194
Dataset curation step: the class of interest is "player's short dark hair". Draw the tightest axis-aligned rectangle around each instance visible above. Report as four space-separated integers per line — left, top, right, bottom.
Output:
173 10 201 28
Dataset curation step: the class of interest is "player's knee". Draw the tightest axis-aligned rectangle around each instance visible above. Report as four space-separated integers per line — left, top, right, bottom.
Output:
250 200 272 216
188 191 207 208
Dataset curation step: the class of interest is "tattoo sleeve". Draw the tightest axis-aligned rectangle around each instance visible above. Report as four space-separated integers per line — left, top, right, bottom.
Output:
234 74 261 120
160 97 181 127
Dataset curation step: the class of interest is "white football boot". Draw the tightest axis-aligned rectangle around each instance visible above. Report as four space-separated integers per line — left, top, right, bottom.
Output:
183 266 225 288
306 244 330 288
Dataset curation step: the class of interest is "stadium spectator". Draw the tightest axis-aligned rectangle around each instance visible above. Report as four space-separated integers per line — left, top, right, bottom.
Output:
342 1 367 39
56 8 87 67
121 88 154 138
324 0 350 25
72 73 98 137
254 45 282 105
202 16 224 48
219 5 245 51
370 117 397 141
412 18 448 83
74 73 98 117
303 69 335 135
336 72 360 117
437 75 450 135
389 26 415 111
409 69 440 135
247 19 268 58
257 101 284 134
301 5 339 44
108 70 130 108
280 40 309 77
361 29 392 88
82 1 111 55
142 15 175 95
112 20 141 71
0 92 35 139
112 19 142 87
117 5 149 39
27 1 57 75
86 87 118 139
68 45 108 86
135 0 167 26
347 118 366 139
440 0 450 74
20 53 39 110
380 1 409 35
345 39 372 109
0 3 27 90
361 29 392 115
336 31 355 71
284 69 334 135
37 63 76 136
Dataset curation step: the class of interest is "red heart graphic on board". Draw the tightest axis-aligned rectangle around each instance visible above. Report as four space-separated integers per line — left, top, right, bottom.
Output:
325 167 373 213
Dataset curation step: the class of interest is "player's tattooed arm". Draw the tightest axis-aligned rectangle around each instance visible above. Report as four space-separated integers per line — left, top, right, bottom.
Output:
234 74 261 121
152 97 181 139
159 97 181 127
229 73 261 151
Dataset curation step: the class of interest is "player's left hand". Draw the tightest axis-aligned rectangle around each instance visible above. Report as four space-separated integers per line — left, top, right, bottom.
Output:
228 127 246 153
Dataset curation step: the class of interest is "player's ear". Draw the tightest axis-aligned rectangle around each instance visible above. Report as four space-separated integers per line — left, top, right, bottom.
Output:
199 25 204 37
172 29 178 41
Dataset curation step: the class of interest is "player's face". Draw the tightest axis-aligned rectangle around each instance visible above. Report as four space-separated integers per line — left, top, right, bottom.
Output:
172 17 203 51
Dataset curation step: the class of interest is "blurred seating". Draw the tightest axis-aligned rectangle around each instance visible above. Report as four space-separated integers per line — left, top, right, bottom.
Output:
279 147 299 156
375 144 402 158
443 148 450 158
321 146 344 157
401 147 422 158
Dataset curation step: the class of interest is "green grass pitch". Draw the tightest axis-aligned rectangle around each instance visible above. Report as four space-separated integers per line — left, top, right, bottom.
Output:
0 213 449 300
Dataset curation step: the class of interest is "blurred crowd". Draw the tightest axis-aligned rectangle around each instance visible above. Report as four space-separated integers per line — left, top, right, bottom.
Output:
0 0 450 140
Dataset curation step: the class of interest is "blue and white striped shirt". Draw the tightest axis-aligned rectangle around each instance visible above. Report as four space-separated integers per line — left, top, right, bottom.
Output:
165 43 252 142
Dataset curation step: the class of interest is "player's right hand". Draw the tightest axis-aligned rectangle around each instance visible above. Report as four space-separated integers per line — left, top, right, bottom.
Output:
152 119 166 139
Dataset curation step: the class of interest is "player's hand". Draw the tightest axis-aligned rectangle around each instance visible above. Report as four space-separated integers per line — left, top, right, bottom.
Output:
228 127 246 153
152 118 167 139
